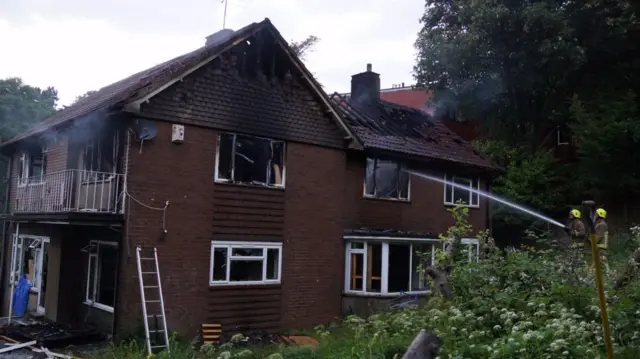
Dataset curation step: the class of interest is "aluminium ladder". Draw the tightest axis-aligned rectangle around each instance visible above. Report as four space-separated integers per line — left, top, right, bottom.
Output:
136 246 170 355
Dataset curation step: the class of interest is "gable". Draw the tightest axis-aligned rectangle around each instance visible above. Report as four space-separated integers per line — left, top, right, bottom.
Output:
139 28 346 148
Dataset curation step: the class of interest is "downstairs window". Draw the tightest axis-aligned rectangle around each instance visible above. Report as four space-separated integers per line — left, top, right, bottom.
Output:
345 238 479 295
84 241 118 313
215 133 285 187
210 241 282 285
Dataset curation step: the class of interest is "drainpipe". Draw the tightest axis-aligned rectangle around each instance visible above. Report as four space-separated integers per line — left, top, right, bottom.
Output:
7 222 18 325
0 155 12 318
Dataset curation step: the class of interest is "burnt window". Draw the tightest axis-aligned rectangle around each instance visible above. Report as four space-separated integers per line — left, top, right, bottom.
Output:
364 158 409 200
444 174 480 207
215 133 285 187
80 133 118 182
209 241 282 285
557 125 571 146
85 241 118 311
18 144 48 185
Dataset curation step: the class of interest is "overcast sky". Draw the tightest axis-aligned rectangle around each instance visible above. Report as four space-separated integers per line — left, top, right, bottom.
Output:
0 0 424 106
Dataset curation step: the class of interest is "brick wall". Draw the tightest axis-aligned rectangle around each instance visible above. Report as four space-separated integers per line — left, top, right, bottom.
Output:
344 154 489 235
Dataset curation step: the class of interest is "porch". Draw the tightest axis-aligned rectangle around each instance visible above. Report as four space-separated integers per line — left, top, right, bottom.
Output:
2 224 121 338
11 169 125 220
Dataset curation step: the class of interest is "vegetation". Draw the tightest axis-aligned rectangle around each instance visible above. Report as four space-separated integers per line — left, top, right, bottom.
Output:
87 207 640 358
414 0 640 230
0 77 58 142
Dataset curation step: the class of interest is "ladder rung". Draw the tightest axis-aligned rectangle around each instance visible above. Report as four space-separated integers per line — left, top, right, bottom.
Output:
142 272 157 274
151 345 167 349
146 300 160 303
144 286 159 288
147 314 163 317
149 329 165 333
140 258 155 260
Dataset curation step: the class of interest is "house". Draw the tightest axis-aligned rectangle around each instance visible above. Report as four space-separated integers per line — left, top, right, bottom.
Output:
0 19 496 342
331 65 497 315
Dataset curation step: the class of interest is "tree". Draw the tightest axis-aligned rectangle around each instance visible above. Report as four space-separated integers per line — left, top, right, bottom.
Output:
0 77 58 142
413 0 640 147
289 35 320 60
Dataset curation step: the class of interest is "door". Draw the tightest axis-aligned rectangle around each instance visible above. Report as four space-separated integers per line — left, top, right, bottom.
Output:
11 235 49 315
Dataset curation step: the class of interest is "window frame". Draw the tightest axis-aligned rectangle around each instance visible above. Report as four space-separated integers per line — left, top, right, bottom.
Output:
80 133 118 183
84 240 118 313
343 237 480 296
362 157 411 201
557 126 570 146
443 174 480 208
214 132 286 188
18 145 48 187
209 241 283 286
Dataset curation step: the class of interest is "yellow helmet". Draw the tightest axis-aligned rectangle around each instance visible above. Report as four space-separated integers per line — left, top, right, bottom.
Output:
596 208 607 219
570 209 581 218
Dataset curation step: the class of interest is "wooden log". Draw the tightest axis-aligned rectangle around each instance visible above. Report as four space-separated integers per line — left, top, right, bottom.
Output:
401 329 442 359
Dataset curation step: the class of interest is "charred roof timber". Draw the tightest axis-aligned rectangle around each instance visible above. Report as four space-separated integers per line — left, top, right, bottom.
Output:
205 28 235 47
350 63 381 104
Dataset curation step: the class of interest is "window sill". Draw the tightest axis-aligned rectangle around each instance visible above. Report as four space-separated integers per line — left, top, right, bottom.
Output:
363 195 410 203
214 180 285 190
342 291 429 298
209 280 281 287
444 202 480 209
17 181 46 188
83 301 114 313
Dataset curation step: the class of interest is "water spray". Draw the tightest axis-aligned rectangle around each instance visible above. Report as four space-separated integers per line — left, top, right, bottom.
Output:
406 170 566 228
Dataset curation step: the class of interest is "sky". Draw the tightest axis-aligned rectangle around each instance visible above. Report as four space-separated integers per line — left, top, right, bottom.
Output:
0 0 425 106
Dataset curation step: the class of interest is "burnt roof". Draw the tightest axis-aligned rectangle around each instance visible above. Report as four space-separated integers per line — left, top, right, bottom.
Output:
0 20 268 147
330 93 497 170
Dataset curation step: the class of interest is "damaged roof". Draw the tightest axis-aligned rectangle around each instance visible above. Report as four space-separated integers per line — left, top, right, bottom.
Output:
330 93 497 170
2 18 358 148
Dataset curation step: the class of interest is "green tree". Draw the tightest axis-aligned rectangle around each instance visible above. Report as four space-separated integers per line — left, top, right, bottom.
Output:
289 35 320 60
72 90 97 105
413 0 639 147
0 77 58 142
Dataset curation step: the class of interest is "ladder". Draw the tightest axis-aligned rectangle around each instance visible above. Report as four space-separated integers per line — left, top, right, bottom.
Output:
136 246 170 355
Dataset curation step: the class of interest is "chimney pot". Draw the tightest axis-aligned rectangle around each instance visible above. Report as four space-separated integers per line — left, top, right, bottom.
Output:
366 63 372 72
402 82 405 88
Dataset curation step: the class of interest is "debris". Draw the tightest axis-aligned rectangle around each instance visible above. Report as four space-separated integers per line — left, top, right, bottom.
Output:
280 335 319 348
0 340 37 353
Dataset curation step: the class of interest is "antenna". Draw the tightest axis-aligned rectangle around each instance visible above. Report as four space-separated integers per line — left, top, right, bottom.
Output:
221 0 229 29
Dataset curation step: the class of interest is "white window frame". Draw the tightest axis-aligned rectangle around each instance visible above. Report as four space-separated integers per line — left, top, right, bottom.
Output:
557 127 570 146
17 145 48 187
209 241 283 286
344 237 480 296
362 157 410 201
79 134 118 183
84 240 118 313
214 132 286 188
10 234 50 314
443 174 480 208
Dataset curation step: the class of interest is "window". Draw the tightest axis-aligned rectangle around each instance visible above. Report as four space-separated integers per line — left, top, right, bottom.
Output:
345 238 480 295
345 240 436 294
209 241 282 285
557 125 570 146
18 145 48 186
215 133 285 187
84 241 118 312
444 174 480 207
81 133 117 182
364 158 409 200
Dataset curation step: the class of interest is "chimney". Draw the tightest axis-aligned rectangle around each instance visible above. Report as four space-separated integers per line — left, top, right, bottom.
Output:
205 28 235 47
350 63 380 103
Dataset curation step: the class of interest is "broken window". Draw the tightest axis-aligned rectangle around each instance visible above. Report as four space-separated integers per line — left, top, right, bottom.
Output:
81 132 118 182
557 125 571 146
216 133 285 187
11 235 49 314
18 144 48 185
444 174 480 207
364 158 409 200
85 241 118 311
346 240 445 294
210 241 282 285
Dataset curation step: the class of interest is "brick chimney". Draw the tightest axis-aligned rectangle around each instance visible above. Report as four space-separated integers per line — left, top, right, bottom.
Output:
205 28 235 47
350 63 381 103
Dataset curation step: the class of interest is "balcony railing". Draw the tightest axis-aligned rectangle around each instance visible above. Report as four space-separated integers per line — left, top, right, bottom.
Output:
14 170 125 214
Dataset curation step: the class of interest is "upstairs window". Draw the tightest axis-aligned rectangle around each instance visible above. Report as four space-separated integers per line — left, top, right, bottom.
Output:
80 133 117 182
215 133 285 187
557 125 570 146
444 174 480 207
18 144 48 186
364 158 409 200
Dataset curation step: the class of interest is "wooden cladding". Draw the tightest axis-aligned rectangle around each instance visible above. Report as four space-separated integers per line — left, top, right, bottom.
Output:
208 285 282 333
213 184 285 239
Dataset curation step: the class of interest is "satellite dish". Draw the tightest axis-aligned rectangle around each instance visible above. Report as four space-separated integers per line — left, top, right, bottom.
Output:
134 119 157 141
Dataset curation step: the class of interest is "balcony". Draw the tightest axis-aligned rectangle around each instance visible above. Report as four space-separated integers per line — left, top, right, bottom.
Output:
13 170 125 215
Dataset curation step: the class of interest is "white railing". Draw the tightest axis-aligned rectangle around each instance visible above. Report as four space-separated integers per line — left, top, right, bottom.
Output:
14 170 125 214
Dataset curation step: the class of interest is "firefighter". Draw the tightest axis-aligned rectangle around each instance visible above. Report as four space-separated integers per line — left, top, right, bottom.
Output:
595 208 609 267
565 209 589 263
